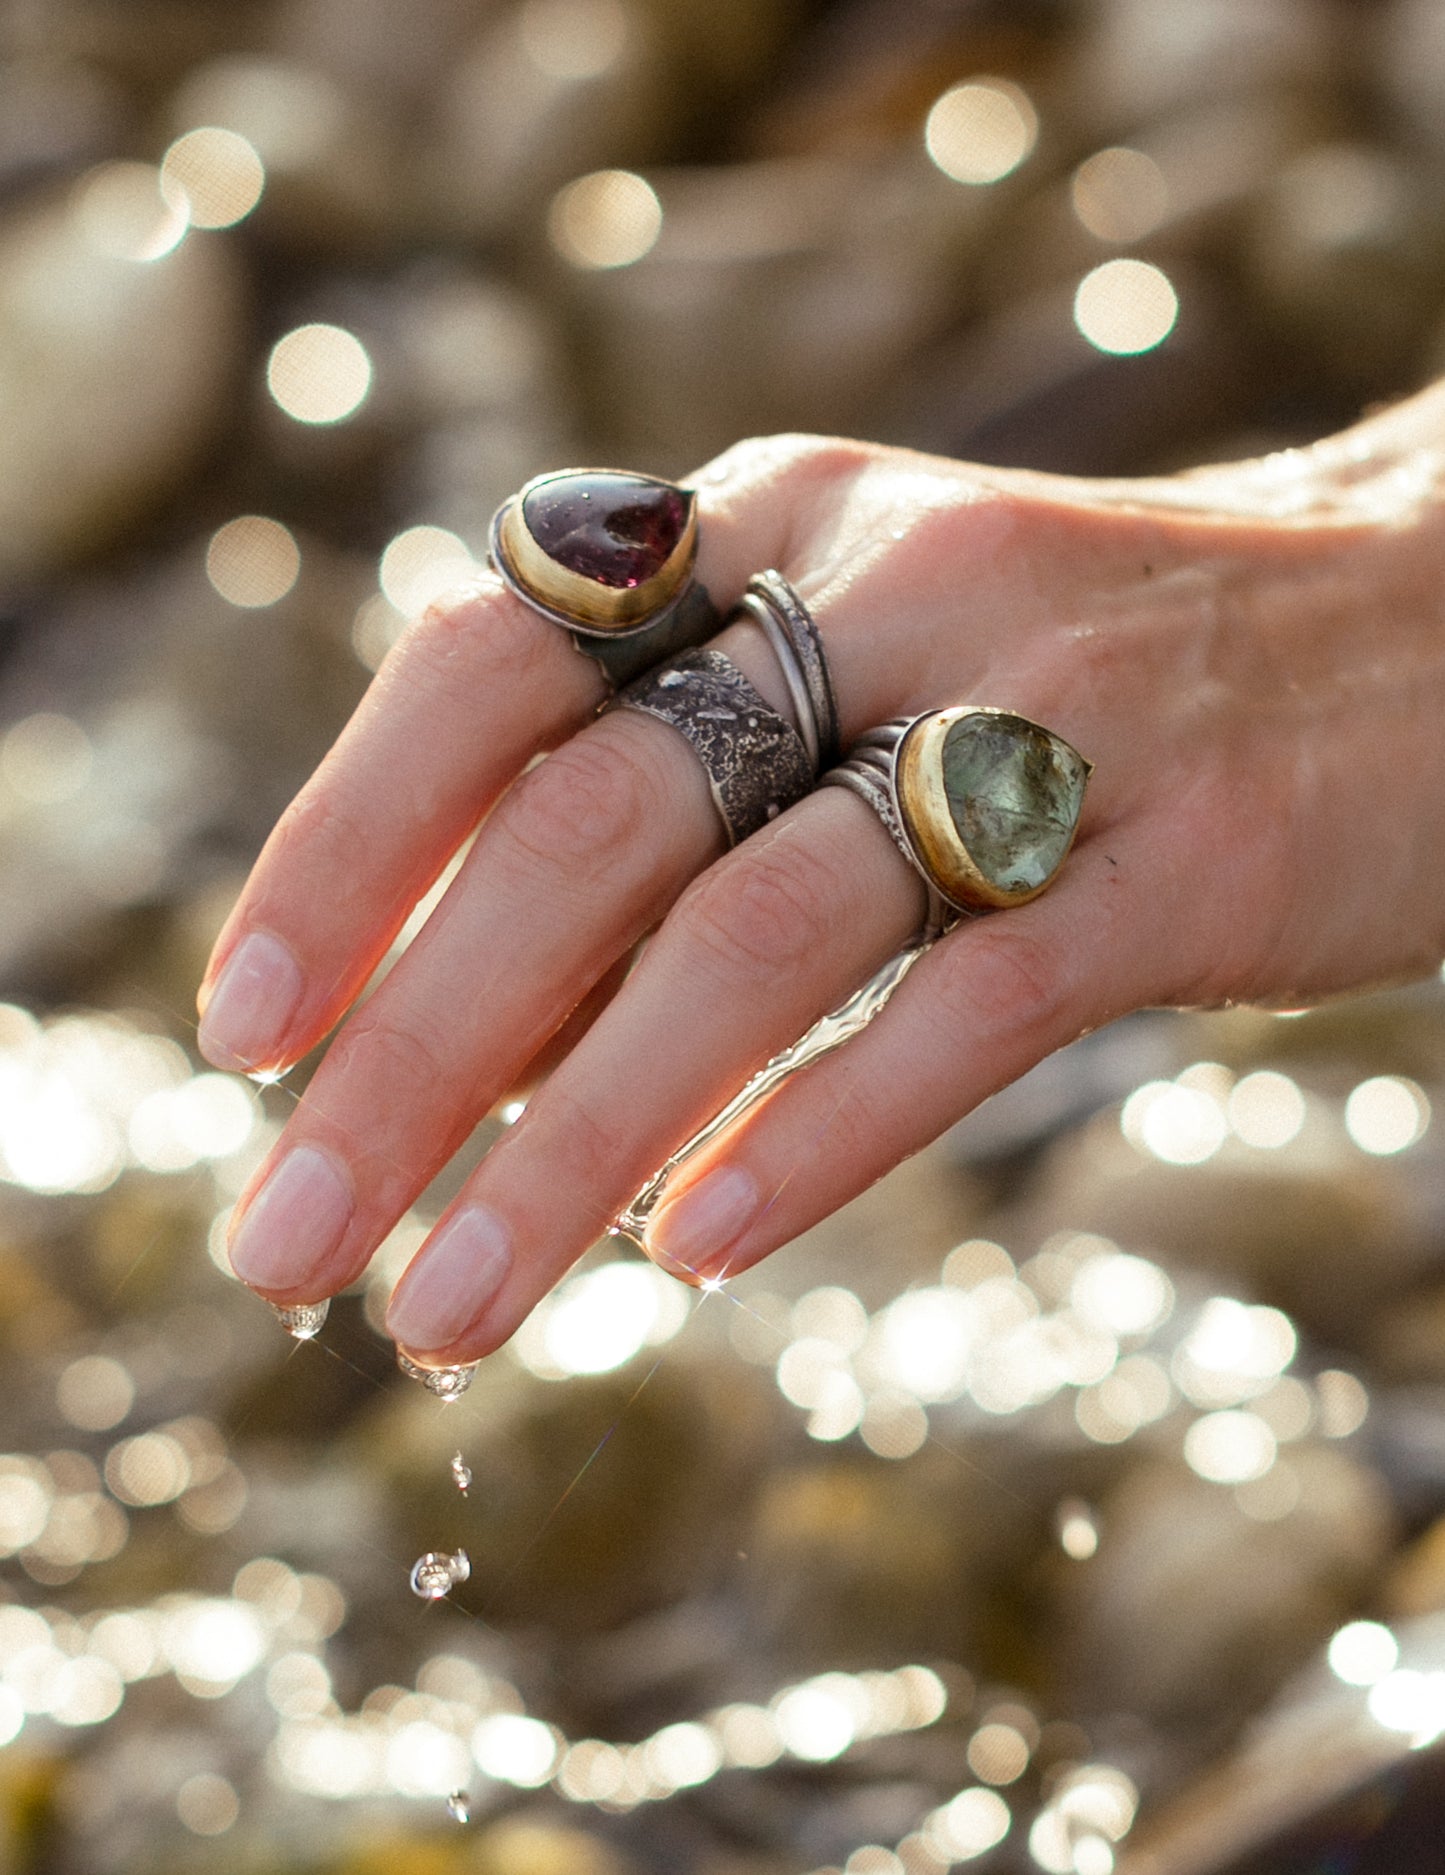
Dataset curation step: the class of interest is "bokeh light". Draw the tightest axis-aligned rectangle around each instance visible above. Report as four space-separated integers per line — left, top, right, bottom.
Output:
206 516 301 608
927 1786 1012 1859
925 80 1038 185
56 1357 134 1433
472 1713 559 1786
160 127 265 228
1071 147 1169 242
176 1773 240 1835
512 1258 689 1380
74 161 188 261
1344 1075 1430 1154
267 324 373 424
1316 1367 1370 1437
1074 259 1179 355
1183 1409 1278 1484
1227 1070 1307 1148
1120 1078 1226 1163
967 1720 1030 1784
1329 1620 1399 1686
377 526 483 615
547 170 662 268
1057 1498 1101 1559
1070 1250 1173 1336
1367 1669 1445 1742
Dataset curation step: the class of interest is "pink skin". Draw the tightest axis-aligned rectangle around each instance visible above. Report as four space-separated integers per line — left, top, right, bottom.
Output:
202 390 1445 1365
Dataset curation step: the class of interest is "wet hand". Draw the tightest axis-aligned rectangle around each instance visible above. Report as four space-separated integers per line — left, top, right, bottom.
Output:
197 393 1445 1366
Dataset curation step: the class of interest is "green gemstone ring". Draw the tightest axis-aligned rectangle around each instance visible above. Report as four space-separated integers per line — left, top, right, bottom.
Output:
822 707 1091 925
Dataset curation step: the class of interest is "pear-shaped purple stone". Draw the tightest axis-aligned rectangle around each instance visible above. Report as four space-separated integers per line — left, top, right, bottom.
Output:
521 472 689 591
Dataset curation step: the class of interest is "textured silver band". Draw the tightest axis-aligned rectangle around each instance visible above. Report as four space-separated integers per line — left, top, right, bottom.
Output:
822 719 955 939
734 570 840 770
488 501 721 691
609 648 814 846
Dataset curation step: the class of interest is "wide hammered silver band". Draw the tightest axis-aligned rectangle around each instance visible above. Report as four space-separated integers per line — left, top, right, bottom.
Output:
608 648 814 846
733 570 840 771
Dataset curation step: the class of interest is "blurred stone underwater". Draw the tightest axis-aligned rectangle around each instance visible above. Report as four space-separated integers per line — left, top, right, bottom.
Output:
5 0 1445 1870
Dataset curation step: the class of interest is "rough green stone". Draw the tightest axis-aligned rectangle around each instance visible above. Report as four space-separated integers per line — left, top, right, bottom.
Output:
942 713 1087 893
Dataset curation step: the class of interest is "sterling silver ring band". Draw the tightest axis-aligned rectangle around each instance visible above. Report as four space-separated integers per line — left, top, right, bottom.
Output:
608 648 815 847
733 570 840 771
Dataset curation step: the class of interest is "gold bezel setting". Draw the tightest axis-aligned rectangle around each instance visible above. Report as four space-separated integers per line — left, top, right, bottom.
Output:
895 707 1090 910
494 468 699 636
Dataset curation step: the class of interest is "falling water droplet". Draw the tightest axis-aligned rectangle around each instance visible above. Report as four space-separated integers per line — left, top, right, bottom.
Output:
409 1549 470 1600
397 1352 478 1401
272 1298 330 1339
447 1789 471 1824
451 1451 472 1494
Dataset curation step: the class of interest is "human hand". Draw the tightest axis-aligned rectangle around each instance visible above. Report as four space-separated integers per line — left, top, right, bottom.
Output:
198 387 1445 1367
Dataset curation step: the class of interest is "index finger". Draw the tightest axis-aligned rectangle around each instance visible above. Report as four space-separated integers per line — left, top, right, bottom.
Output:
194 449 808 1075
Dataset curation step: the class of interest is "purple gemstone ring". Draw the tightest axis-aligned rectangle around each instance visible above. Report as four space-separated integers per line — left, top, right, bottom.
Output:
489 468 721 689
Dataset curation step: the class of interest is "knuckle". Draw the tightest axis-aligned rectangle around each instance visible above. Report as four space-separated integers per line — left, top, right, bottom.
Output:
811 1070 887 1181
326 1010 462 1111
269 782 365 878
512 1081 625 1205
677 836 842 982
400 579 555 693
715 433 876 507
932 923 1069 1044
501 732 660 878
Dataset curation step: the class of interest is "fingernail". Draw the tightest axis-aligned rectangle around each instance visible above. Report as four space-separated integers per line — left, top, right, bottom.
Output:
646 1165 760 1277
387 1206 513 1353
198 931 304 1072
228 1145 352 1291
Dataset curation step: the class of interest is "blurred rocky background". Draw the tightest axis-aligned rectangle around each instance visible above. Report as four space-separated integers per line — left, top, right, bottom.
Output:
5 0 1445 1870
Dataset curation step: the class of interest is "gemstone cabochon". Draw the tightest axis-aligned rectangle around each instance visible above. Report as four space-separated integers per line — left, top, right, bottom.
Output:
941 712 1088 894
521 473 689 591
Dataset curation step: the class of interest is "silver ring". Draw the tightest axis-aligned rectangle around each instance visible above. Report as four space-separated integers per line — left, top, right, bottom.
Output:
733 571 840 770
822 707 1091 926
608 648 814 846
489 468 721 690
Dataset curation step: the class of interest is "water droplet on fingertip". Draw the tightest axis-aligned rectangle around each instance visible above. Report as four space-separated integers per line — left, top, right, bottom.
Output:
272 1299 330 1340
397 1352 478 1401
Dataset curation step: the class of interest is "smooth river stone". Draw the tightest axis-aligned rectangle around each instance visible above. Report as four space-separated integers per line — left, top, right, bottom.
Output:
942 713 1087 893
521 472 688 590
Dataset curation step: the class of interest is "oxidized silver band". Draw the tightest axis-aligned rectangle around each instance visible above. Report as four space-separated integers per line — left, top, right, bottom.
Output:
733 571 840 770
609 648 814 846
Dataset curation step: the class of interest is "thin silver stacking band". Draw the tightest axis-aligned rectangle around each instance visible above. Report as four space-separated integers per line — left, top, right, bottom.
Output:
732 570 840 771
608 647 814 847
823 722 956 940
